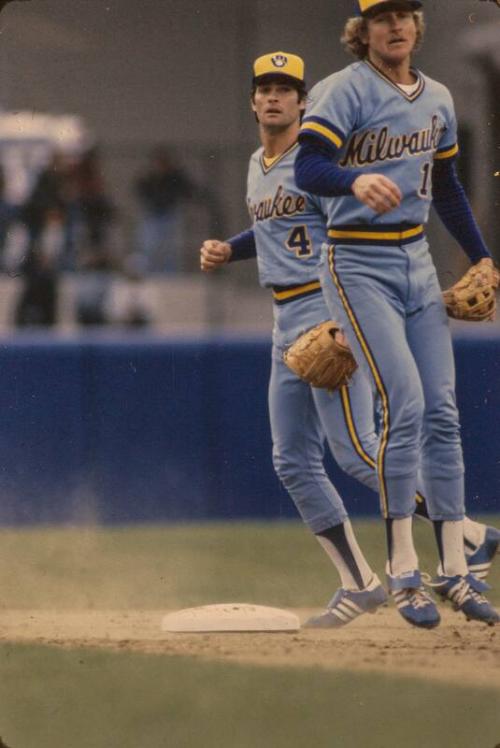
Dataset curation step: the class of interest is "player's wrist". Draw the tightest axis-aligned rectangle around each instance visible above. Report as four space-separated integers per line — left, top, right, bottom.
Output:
222 242 233 261
475 257 493 267
351 175 366 199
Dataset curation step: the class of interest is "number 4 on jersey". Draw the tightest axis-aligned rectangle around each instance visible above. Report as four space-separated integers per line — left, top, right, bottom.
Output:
286 225 313 258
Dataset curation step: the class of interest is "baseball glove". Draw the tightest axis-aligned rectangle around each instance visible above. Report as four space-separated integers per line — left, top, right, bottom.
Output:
283 320 357 391
442 261 499 322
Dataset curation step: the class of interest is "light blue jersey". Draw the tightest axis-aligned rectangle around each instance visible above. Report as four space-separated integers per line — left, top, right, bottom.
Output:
243 138 383 536
247 142 330 288
300 60 458 228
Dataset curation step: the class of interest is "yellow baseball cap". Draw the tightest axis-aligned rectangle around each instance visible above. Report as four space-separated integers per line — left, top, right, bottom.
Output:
252 52 305 85
357 0 422 16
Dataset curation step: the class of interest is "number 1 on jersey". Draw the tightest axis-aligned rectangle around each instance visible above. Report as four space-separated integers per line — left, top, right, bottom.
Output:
418 161 433 198
286 225 313 258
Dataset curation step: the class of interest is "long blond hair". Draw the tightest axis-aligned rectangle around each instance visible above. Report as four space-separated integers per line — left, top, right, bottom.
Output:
341 12 425 60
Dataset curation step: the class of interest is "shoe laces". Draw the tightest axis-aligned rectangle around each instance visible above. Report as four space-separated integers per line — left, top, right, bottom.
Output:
404 587 434 609
424 574 488 607
448 578 487 607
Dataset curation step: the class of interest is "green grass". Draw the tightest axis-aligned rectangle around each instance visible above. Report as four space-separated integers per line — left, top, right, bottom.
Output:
0 517 498 609
0 519 498 748
0 643 499 748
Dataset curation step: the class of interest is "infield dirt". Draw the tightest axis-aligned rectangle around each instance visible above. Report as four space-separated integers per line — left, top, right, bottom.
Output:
1 606 498 689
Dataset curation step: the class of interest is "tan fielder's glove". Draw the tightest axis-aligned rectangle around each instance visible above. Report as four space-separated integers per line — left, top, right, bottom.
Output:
283 321 358 391
442 261 499 322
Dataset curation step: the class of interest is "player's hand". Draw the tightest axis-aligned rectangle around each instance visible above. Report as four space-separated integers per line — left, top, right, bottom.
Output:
472 257 497 286
200 240 232 272
475 257 494 269
352 174 402 214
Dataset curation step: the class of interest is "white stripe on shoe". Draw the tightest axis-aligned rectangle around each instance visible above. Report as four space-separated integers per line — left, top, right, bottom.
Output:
467 563 490 580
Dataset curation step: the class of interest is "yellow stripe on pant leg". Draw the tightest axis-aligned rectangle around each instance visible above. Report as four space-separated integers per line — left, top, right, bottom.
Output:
342 382 426 508
328 245 391 517
339 385 376 469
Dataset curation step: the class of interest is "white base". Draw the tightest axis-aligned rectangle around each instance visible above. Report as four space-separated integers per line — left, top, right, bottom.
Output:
161 603 300 633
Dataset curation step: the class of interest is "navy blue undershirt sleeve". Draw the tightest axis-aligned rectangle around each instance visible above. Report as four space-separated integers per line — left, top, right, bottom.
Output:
226 229 257 262
295 138 360 196
432 159 491 262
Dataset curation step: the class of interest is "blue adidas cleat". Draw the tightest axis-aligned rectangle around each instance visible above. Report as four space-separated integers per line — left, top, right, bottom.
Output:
466 526 500 581
304 575 388 628
387 569 441 629
431 573 499 625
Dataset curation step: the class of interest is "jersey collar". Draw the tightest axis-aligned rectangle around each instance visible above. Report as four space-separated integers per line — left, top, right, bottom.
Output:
259 141 299 175
363 59 425 102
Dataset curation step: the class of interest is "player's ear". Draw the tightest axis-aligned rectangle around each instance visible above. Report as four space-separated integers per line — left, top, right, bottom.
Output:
250 96 259 123
359 18 370 45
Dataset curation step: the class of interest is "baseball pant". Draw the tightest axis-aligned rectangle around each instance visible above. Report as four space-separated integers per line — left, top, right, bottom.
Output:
320 238 465 521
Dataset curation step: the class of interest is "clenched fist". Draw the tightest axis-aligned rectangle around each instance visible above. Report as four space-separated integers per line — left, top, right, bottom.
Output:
200 240 232 272
352 174 402 215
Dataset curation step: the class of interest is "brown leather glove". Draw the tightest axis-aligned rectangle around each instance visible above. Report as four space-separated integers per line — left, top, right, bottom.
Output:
442 260 499 322
283 321 358 391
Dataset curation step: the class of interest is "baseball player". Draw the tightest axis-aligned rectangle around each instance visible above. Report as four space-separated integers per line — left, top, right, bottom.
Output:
200 51 498 628
296 0 499 626
201 52 388 627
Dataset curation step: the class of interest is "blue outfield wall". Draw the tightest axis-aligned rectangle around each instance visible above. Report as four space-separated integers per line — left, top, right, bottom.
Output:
0 328 498 525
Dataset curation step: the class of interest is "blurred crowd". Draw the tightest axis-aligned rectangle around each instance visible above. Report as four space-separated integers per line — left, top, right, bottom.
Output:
0 144 202 329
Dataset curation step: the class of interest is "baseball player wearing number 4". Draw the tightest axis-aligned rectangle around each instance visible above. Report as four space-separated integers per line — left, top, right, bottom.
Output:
201 51 499 629
202 53 388 627
296 0 499 626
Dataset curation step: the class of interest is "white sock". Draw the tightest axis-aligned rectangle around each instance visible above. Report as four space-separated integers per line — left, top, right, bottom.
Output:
386 516 419 577
316 520 374 591
463 517 486 555
436 520 468 577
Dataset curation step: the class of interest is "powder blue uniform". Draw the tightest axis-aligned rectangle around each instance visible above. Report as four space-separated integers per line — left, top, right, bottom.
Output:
246 141 383 532
300 60 465 521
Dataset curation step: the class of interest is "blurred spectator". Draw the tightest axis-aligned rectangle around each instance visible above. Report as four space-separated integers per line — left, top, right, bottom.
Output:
21 152 70 254
74 146 115 255
14 217 60 326
14 146 118 327
71 146 118 326
133 145 194 273
14 153 71 326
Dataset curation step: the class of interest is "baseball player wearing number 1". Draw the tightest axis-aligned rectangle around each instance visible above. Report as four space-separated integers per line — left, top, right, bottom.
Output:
200 51 498 629
296 0 499 626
